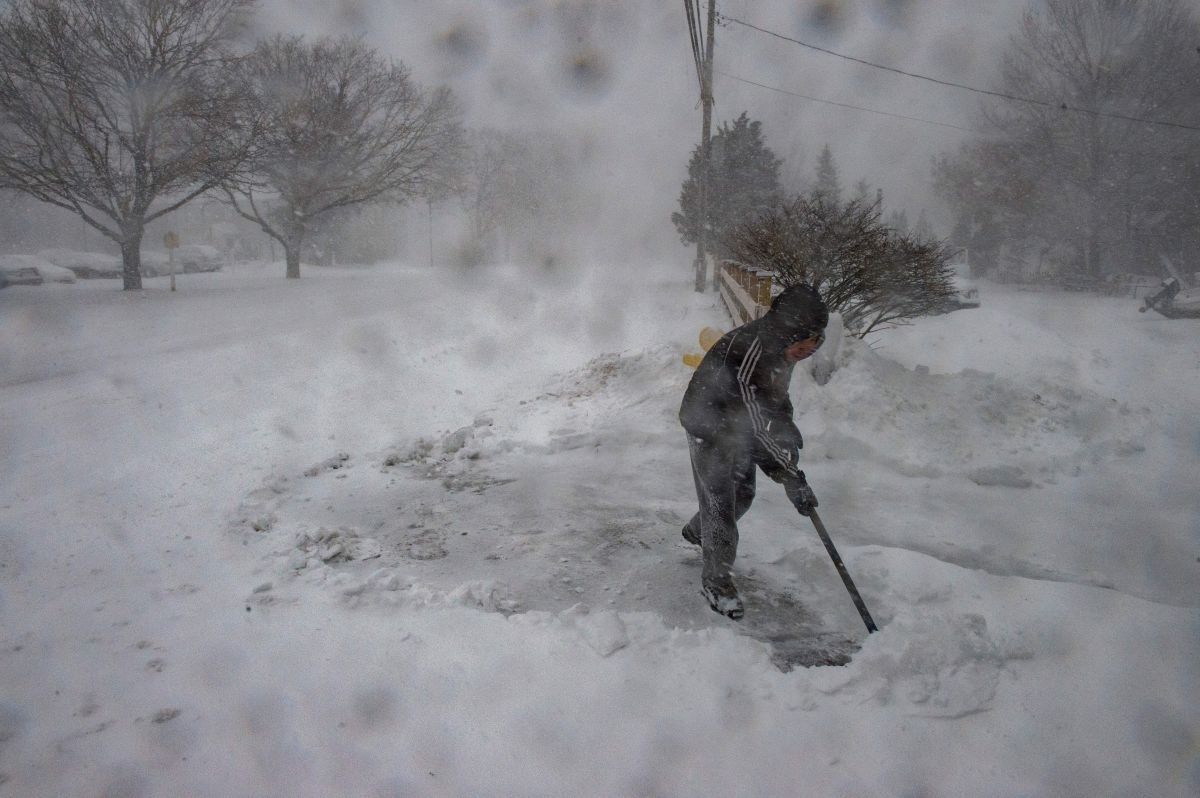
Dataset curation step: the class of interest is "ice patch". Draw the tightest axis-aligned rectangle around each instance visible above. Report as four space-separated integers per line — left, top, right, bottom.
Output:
340 574 519 614
967 465 1034 488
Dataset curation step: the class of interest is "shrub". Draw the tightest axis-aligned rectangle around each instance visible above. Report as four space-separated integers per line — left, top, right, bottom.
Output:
722 194 957 336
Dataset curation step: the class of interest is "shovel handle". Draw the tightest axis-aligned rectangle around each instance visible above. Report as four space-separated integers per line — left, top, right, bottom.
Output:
808 509 878 633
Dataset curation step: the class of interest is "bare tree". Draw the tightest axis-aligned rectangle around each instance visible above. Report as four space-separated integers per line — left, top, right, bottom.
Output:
225 35 463 279
0 0 254 290
936 0 1200 282
453 128 594 268
457 130 514 266
723 194 956 336
933 136 1039 278
457 129 558 266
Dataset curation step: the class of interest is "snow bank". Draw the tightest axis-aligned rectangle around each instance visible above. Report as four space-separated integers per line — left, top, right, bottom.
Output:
801 332 1152 485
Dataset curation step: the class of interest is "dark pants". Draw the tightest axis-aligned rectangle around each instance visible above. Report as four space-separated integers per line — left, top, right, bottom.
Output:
685 434 757 587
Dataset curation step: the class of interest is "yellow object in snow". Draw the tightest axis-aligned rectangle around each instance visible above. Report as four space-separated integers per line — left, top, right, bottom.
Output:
682 326 726 369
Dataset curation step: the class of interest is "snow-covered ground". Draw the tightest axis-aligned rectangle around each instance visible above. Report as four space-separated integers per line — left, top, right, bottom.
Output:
1 261 1197 797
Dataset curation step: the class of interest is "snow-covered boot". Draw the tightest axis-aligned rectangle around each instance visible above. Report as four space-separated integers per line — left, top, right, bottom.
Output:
702 579 744 620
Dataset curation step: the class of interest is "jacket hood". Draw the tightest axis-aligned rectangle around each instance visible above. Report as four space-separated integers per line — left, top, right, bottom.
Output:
763 283 828 343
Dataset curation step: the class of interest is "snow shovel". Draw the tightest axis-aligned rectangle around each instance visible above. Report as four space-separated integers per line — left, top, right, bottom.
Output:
808 509 878 634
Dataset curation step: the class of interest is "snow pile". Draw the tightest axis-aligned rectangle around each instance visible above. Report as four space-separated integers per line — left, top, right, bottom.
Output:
376 347 681 476
289 526 383 568
800 333 1152 486
812 610 1029 718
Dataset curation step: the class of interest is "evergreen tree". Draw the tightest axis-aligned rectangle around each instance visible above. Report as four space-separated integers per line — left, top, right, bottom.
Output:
852 179 871 206
814 144 842 207
913 209 934 242
672 112 783 259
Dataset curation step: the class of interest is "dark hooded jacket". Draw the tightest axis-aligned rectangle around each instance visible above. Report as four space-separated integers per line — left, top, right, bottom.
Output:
679 284 828 482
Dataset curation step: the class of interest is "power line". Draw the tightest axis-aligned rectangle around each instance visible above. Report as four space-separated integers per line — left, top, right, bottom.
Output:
720 13 1200 134
683 0 705 95
718 71 979 134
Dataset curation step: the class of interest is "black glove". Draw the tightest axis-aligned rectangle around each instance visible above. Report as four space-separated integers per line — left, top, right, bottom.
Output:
784 472 818 516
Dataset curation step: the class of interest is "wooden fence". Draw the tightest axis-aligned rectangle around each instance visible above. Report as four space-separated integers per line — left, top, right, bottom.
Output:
717 260 773 325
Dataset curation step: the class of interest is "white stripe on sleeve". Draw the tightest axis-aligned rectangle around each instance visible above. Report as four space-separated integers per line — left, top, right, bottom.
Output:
735 336 798 476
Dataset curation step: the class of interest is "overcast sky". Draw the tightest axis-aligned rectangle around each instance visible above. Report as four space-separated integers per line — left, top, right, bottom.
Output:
255 1 1027 259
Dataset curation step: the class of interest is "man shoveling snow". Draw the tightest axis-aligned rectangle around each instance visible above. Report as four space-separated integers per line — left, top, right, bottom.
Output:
679 283 829 619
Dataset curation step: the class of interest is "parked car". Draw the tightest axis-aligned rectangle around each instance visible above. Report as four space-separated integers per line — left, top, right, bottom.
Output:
36 248 122 279
0 254 77 288
138 251 170 277
139 244 222 277
176 244 223 273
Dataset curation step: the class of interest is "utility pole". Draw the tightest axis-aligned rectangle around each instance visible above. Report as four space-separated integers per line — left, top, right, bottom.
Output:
684 0 717 293
427 197 434 268
697 0 716 293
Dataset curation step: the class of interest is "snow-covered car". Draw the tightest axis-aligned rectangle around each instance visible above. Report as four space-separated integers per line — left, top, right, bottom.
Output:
36 248 122 279
176 244 223 273
948 280 981 310
0 254 77 288
138 251 170 277
139 244 223 277
930 274 981 314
